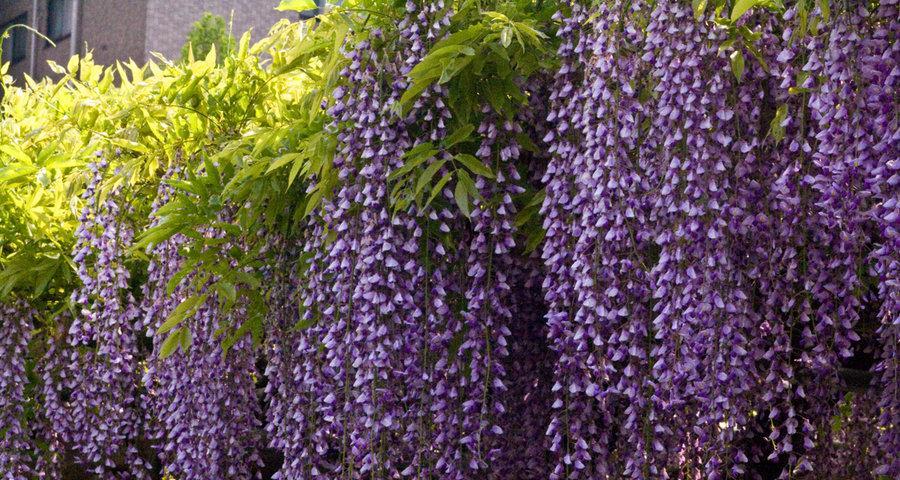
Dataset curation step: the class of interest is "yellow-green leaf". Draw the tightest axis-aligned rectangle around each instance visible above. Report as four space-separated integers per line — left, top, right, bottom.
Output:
159 328 183 359
276 0 317 11
731 0 761 21
693 0 708 19
818 0 830 21
500 27 512 48
0 145 32 165
769 104 788 142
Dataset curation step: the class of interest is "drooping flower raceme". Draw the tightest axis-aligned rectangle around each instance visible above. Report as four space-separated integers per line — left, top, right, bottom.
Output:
0 301 36 479
265 1 546 477
542 1 896 478
142 176 263 480
42 158 151 479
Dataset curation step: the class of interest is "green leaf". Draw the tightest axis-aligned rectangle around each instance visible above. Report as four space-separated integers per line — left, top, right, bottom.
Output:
165 262 194 295
769 104 788 142
431 24 484 52
165 178 203 196
744 43 769 73
267 152 303 174
32 261 59 296
215 281 236 304
180 328 192 351
231 270 262 289
203 157 221 187
159 328 183 359
288 156 305 187
403 142 436 161
731 0 760 21
402 45 476 109
409 45 474 81
438 56 474 85
389 144 435 182
737 26 763 43
515 204 540 227
248 311 263 345
454 154 494 179
294 317 316 330
525 189 546 209
525 227 546 253
818 0 830 21
388 144 437 182
426 172 453 209
454 179 470 218
414 159 447 198
133 221 185 251
399 79 431 112
443 124 475 148
304 185 326 217
693 0 708 20
157 294 207 335
275 0 317 12
516 132 539 153
730 50 744 83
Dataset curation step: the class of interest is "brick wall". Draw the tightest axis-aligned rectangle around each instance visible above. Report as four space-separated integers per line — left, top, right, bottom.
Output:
0 0 36 80
81 0 147 68
1 1 146 83
144 0 295 62
1 0 291 85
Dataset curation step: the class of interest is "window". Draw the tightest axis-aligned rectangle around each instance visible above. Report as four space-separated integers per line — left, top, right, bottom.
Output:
1 14 29 64
47 0 72 41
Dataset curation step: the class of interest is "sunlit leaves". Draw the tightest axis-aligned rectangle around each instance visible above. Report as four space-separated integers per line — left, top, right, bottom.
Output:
276 0 318 12
693 0 708 20
730 0 784 22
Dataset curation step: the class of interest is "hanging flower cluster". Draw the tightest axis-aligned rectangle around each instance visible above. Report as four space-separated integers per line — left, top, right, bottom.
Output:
142 177 263 479
41 158 151 479
265 4 446 475
0 301 36 478
542 0 897 478
262 238 307 479
0 1 895 478
494 254 554 479
275 33 416 479
262 0 552 477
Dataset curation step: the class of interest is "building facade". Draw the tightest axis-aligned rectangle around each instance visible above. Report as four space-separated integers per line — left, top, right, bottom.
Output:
0 0 293 83
144 0 294 61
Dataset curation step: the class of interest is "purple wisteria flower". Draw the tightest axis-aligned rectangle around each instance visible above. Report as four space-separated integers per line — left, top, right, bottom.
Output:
41 157 151 479
142 175 263 479
0 301 37 478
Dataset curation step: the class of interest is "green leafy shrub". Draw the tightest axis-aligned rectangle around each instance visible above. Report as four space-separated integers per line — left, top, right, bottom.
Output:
180 12 236 64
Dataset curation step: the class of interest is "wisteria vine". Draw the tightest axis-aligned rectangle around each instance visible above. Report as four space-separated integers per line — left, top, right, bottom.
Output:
0 1 896 479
